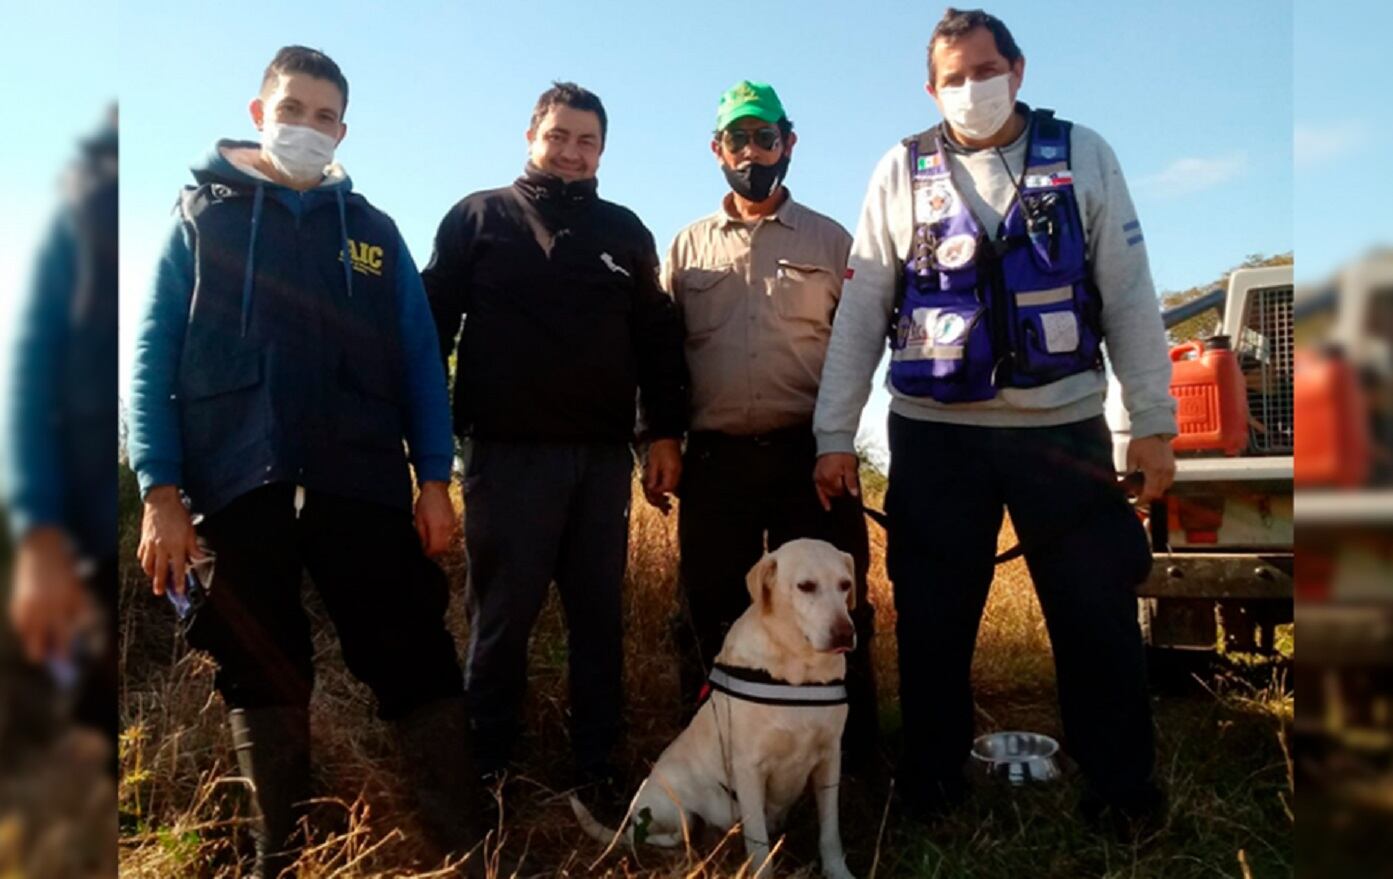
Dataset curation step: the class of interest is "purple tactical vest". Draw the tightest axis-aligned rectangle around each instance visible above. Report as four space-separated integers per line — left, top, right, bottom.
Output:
889 107 1103 403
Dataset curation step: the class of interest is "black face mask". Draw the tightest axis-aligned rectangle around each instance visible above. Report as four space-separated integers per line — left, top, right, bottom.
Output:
722 153 790 202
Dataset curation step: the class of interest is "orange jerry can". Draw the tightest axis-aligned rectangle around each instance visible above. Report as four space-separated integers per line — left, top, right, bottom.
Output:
1168 336 1250 456
1294 348 1371 488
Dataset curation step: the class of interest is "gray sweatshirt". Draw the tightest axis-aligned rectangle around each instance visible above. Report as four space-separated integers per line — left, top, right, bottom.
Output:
813 115 1178 455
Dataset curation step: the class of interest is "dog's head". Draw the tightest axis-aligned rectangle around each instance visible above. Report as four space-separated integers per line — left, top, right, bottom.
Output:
745 538 857 654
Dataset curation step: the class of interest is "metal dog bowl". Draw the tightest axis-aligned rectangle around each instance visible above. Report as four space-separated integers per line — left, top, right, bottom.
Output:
971 731 1061 785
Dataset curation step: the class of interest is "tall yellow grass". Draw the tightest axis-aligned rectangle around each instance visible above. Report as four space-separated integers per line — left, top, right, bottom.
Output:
114 472 1120 877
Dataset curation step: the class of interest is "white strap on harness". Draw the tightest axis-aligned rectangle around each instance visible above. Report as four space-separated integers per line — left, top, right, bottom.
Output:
707 667 848 706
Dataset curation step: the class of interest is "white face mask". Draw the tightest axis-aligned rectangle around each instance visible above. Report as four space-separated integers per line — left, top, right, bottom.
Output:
260 121 337 183
936 73 1015 141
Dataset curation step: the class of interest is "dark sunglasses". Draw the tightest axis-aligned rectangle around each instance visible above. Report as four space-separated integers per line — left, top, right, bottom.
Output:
719 126 781 152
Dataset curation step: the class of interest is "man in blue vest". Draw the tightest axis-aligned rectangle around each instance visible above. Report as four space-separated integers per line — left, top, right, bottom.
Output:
813 8 1177 829
127 47 484 877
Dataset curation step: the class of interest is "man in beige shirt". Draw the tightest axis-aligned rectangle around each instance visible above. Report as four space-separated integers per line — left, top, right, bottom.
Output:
662 81 878 766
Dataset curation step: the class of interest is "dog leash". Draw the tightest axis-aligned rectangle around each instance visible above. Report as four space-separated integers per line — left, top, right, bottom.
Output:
861 471 1146 566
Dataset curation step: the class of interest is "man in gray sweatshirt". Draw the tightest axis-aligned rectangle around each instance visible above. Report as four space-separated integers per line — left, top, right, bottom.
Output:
812 7 1177 827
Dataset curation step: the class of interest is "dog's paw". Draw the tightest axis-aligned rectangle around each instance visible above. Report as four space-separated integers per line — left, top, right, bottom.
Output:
821 856 856 879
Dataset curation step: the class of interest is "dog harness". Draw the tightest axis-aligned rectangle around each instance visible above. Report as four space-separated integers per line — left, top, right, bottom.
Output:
700 663 848 707
889 106 1104 403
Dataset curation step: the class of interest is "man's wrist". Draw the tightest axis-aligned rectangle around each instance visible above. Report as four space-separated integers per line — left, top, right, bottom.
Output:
144 485 181 505
815 430 856 457
19 526 71 555
137 461 183 499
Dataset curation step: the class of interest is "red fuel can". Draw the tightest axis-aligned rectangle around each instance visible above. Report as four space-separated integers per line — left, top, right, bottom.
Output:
1294 347 1370 488
1169 336 1250 456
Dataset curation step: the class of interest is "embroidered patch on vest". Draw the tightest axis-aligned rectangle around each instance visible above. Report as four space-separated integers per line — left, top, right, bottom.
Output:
1040 311 1080 353
1023 170 1074 188
915 178 959 223
935 234 976 269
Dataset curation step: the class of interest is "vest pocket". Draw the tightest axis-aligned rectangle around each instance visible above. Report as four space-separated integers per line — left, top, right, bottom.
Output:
179 349 268 460
336 355 405 451
888 293 993 402
1012 284 1098 382
1021 191 1086 279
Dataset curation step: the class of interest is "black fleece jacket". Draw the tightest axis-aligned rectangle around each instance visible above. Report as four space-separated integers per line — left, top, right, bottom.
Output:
423 164 688 443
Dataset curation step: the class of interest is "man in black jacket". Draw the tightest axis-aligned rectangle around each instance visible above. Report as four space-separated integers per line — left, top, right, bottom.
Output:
423 82 688 797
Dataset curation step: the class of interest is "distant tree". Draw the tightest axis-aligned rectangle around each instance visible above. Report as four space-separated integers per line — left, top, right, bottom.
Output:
1160 252 1293 344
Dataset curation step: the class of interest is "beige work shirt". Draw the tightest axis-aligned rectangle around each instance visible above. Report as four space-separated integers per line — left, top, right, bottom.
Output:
664 192 852 435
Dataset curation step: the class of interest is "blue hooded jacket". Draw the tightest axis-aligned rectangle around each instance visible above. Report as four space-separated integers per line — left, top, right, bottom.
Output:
126 140 452 516
3 122 118 559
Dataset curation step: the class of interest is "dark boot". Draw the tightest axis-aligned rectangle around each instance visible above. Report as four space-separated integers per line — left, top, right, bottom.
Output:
229 706 310 879
392 697 489 875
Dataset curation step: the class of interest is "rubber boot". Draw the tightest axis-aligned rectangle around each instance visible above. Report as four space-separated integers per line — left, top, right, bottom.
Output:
392 697 489 877
229 706 311 879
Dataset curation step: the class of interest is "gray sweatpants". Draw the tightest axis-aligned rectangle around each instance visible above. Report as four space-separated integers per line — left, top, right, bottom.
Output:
460 439 633 775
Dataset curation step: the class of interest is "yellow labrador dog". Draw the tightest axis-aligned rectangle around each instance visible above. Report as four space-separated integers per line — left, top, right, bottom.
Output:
570 538 857 879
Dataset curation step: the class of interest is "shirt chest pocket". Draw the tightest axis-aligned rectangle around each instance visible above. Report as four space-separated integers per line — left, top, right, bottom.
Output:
679 264 740 338
773 260 837 326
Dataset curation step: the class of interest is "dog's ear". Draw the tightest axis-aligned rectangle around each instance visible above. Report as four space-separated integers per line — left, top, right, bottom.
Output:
842 552 857 609
746 553 777 614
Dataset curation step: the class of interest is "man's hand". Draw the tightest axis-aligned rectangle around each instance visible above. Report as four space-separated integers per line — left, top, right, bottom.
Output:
9 528 91 665
814 452 861 512
415 481 456 557
1126 435 1177 505
138 485 203 597
643 438 683 515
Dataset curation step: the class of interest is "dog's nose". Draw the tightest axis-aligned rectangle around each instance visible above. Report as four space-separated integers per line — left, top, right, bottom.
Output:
829 619 856 652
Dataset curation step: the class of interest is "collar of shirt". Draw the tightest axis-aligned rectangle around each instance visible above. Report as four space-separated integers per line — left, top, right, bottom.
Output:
718 188 801 231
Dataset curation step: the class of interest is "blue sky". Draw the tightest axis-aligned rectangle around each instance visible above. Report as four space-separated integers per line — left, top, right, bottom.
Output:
2 0 1295 459
1293 0 1391 284
0 2 116 329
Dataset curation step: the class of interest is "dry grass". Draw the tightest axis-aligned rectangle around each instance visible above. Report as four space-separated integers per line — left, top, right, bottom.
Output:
116 466 1293 877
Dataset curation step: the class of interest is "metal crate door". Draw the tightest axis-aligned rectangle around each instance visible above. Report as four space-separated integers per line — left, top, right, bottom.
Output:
1239 284 1295 454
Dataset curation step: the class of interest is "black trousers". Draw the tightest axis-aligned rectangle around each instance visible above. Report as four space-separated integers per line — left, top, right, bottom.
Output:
184 484 463 721
885 414 1156 804
675 427 879 751
460 440 633 775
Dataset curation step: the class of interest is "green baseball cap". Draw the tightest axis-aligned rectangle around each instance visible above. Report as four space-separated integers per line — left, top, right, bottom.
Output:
715 80 785 131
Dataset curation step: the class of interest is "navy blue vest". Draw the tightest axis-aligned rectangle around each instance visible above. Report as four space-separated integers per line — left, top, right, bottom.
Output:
175 179 413 516
889 107 1104 403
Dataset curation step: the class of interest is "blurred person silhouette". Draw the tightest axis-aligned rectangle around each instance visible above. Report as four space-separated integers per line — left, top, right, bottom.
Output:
3 105 119 763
